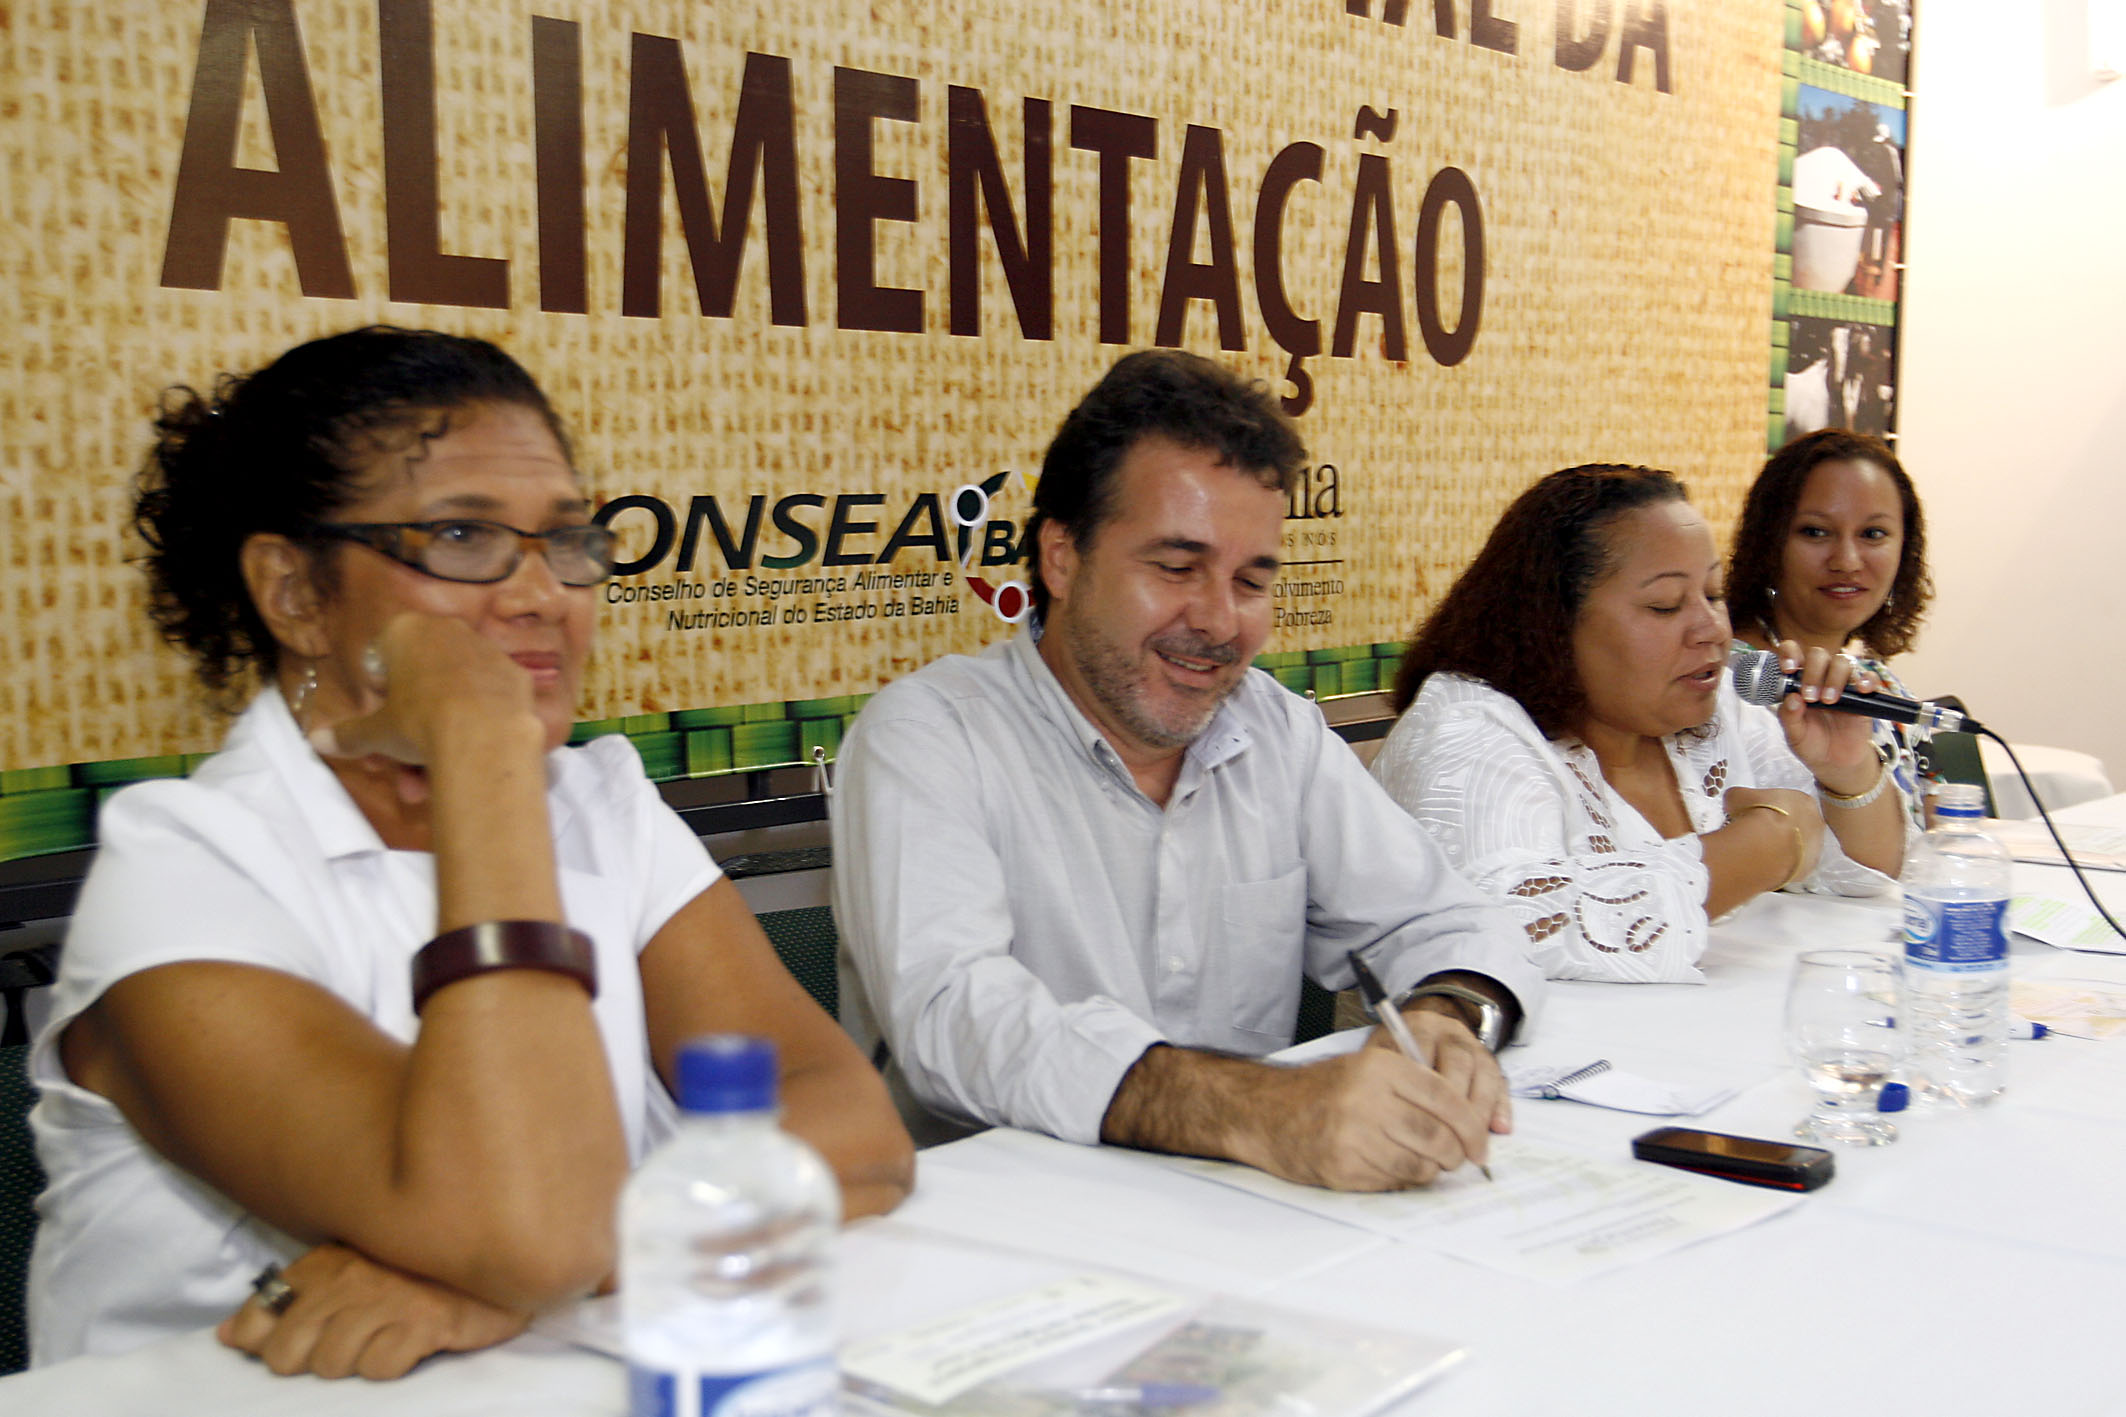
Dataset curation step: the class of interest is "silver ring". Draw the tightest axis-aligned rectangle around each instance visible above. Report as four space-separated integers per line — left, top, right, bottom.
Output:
251 1263 297 1317
361 643 387 688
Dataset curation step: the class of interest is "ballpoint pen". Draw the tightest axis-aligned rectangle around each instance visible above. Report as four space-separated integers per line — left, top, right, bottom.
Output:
1347 950 1494 1182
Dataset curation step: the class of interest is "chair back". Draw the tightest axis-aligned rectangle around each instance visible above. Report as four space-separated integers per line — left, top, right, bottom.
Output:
758 906 840 1019
0 1041 42 1375
1918 730 1996 818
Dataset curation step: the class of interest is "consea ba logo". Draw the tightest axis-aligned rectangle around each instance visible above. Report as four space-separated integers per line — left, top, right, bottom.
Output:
591 474 1037 621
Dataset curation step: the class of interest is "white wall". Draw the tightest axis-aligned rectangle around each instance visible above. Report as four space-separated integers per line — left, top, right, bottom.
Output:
1895 0 2126 785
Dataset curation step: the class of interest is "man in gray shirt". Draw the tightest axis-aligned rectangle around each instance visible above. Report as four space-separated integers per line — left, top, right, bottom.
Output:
833 351 1542 1190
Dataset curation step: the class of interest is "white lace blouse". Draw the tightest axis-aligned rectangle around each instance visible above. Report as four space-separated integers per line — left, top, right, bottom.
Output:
1369 673 1896 983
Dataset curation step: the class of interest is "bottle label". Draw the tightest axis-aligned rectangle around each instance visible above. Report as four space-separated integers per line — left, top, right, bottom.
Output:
1903 895 2008 972
629 1358 837 1417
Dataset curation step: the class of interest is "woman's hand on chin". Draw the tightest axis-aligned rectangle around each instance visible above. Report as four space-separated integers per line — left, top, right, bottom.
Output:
307 613 545 770
217 1242 530 1381
1768 639 1880 788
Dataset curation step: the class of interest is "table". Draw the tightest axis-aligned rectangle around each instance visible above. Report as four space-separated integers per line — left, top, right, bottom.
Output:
10 800 2126 1417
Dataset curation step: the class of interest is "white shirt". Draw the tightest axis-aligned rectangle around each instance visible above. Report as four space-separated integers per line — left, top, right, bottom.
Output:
27 690 719 1363
1370 673 1895 984
830 632 1544 1145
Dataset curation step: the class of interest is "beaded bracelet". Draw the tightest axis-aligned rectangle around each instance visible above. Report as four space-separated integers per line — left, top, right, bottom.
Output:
1818 752 1892 811
411 920 597 1015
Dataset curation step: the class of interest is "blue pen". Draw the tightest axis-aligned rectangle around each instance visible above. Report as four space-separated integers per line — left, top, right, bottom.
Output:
2008 1018 2049 1040
1061 1385 1220 1408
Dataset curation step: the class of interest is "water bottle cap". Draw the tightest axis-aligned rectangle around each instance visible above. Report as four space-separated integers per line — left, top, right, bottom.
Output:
1930 783 1986 818
675 1035 778 1114
1877 1081 1911 1113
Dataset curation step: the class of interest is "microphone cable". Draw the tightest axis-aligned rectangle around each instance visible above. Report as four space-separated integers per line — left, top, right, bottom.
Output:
1971 729 2126 947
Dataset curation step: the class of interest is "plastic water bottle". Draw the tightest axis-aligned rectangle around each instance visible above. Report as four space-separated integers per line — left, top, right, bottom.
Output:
1900 783 2011 1107
621 1035 840 1417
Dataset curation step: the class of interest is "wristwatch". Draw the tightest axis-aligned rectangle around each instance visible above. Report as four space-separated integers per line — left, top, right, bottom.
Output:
1399 981 1512 1053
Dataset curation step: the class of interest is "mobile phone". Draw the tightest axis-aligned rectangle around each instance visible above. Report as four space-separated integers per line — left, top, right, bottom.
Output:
1630 1126 1835 1191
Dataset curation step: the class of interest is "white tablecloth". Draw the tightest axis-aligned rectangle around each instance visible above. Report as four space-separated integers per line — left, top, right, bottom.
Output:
11 798 2126 1416
1981 739 2115 819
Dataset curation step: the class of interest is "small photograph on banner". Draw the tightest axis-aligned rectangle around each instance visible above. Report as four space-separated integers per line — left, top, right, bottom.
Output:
1797 0 1911 85
1783 316 1896 440
1791 88 1905 302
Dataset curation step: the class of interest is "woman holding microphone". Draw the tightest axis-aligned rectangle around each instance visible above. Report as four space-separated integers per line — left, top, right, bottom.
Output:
1371 464 1906 983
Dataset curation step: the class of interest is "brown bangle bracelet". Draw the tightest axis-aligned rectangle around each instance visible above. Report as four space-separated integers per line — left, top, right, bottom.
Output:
410 921 598 1015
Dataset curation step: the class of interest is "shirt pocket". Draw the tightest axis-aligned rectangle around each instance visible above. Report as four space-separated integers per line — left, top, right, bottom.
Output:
1218 866 1309 1042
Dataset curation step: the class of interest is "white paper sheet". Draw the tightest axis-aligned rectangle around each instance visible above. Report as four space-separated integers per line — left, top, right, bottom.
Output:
2009 977 2126 1039
1989 819 2126 872
1506 1059 1738 1115
2011 889 2126 953
1159 1136 1803 1282
842 1274 1187 1404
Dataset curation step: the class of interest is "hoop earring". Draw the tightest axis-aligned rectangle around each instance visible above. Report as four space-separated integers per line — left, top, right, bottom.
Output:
289 664 318 723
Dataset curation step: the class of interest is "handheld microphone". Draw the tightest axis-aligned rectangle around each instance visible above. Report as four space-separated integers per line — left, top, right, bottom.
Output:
1728 649 1981 735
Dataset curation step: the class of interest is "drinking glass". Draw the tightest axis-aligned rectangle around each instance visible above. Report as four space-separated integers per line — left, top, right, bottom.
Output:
1784 949 1903 1146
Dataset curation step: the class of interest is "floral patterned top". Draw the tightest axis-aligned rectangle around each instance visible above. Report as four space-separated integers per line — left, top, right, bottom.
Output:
1370 672 1897 984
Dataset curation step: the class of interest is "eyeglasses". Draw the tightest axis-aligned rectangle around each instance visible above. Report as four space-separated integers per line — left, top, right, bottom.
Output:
309 520 618 586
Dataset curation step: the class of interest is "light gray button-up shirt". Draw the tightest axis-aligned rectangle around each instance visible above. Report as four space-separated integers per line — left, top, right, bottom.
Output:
831 631 1544 1145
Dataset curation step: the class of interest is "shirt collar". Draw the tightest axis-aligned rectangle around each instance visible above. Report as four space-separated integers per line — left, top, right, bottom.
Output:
233 688 391 860
1004 630 1253 790
229 688 581 862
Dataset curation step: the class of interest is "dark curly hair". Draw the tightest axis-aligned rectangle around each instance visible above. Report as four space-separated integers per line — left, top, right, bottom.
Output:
1389 465 1689 736
133 326 570 703
1726 428 1929 658
1028 350 1305 619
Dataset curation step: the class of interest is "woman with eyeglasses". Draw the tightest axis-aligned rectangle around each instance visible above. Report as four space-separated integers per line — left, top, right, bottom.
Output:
27 328 913 1375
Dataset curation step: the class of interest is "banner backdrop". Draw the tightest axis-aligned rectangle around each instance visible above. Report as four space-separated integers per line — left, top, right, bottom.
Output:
2 1 1792 823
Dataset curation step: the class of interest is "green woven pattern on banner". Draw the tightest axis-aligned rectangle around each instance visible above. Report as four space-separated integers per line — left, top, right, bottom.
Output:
1338 657 1379 694
1304 645 1368 664
686 728 734 777
1770 340 1791 386
672 706 746 729
799 717 842 763
1780 117 1799 147
73 755 187 788
0 768 70 795
787 696 854 720
740 702 788 724
569 717 628 744
1786 290 1897 326
621 712 671 735
733 720 798 769
1372 642 1403 658
1774 209 1794 254
1773 253 1792 283
1772 279 1791 319
1768 415 1789 453
1253 650 1307 669
0 789 93 860
632 731 684 782
1794 56 1905 108
1309 664 1341 697
1272 665 1311 693
1781 75 1800 117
